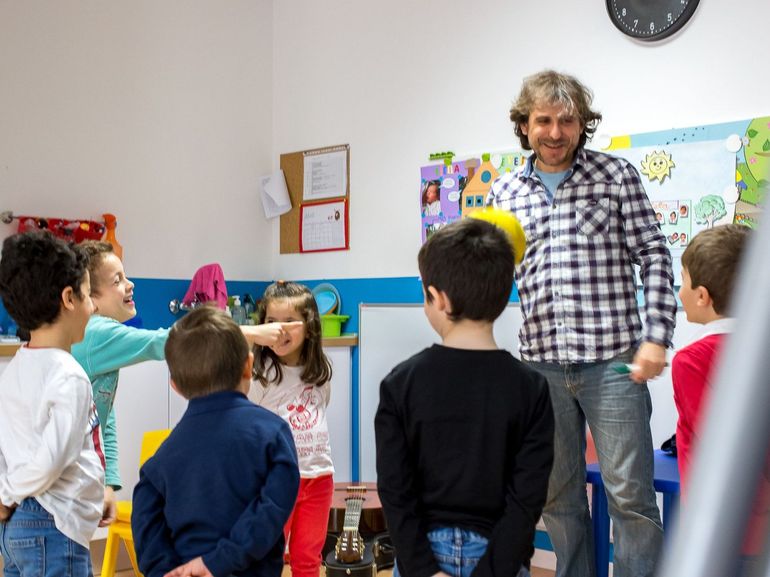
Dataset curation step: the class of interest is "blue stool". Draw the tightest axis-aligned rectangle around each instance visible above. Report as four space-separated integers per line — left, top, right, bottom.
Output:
585 449 680 577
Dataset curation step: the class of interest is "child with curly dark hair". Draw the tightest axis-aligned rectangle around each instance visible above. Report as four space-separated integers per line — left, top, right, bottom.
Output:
0 231 106 577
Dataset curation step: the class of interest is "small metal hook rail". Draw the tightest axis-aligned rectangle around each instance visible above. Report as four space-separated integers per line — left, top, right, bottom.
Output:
1 210 106 226
168 293 208 315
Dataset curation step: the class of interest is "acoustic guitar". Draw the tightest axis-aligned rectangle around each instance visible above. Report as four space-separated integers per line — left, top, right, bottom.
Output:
325 482 393 575
327 481 386 537
334 485 368 563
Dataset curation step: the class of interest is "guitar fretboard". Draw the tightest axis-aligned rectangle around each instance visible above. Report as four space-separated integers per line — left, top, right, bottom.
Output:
342 486 366 531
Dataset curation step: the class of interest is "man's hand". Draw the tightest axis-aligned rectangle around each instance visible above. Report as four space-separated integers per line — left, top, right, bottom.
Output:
630 342 668 384
163 556 213 577
0 502 17 522
99 486 117 527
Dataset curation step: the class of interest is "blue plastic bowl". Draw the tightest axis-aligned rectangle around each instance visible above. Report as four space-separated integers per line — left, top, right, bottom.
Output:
312 283 341 315
315 291 337 315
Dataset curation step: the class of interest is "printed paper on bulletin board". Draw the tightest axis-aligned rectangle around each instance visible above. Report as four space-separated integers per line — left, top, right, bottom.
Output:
279 144 350 254
300 199 349 253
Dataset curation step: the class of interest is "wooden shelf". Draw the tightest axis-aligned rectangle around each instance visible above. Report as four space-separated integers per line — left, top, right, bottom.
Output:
321 333 358 347
0 343 22 357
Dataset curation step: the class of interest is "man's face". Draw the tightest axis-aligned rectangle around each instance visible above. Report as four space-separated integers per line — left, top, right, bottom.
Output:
521 102 583 173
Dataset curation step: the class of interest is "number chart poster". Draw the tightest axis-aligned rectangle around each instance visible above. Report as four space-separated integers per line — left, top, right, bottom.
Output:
419 117 768 279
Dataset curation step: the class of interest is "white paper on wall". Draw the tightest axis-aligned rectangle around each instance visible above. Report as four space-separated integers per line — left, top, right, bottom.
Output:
259 170 292 219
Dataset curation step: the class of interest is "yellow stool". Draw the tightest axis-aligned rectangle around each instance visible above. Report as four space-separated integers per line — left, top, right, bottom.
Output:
100 429 171 577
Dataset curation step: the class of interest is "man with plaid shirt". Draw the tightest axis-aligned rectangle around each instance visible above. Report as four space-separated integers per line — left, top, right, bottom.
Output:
487 70 676 577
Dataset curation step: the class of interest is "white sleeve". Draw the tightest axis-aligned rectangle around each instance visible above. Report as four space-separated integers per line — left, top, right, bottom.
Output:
0 370 92 502
0 449 11 506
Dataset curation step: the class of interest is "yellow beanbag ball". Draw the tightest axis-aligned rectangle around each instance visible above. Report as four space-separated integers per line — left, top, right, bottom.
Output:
468 208 526 264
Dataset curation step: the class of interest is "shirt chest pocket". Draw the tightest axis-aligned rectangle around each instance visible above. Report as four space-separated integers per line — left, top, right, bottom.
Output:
575 197 610 236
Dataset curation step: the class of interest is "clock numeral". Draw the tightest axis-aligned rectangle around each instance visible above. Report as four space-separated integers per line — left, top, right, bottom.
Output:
622 7 626 16
633 19 638 28
650 21 655 31
668 12 672 22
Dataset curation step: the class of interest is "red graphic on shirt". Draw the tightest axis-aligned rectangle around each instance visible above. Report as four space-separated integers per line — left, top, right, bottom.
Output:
88 402 106 469
286 386 320 431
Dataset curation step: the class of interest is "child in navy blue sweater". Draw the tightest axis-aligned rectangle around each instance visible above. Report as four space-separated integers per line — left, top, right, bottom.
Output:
132 306 300 577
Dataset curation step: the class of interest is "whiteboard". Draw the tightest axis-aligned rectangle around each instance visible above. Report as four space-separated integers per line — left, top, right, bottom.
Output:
358 303 697 482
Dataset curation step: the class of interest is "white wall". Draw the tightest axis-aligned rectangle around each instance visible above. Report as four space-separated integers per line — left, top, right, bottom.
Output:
3 1 765 281
271 0 770 280
0 1 274 281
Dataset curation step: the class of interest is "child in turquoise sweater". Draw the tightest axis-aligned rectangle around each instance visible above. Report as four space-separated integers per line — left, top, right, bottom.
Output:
71 241 298 521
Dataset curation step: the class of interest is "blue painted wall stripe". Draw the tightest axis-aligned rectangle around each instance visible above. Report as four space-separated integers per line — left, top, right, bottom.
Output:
130 275 521 480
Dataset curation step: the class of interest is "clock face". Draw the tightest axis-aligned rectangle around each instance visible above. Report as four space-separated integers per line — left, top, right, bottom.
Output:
606 0 700 41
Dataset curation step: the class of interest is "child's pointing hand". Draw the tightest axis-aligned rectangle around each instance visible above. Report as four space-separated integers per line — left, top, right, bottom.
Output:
241 321 304 347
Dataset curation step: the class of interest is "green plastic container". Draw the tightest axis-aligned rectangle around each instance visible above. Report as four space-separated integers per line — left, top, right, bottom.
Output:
320 314 349 337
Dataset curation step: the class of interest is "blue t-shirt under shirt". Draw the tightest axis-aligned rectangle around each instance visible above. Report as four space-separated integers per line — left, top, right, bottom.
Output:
534 167 570 204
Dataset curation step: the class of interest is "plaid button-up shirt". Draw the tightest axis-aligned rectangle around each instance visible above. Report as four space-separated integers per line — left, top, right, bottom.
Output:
487 148 676 363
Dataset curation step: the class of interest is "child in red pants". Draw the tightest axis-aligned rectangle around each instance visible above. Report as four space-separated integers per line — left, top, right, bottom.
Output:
250 281 335 577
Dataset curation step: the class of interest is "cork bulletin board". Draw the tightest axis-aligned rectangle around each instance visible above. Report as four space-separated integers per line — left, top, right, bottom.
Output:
279 144 350 254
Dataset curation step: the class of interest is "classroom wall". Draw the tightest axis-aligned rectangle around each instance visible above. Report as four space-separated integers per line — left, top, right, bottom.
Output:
271 0 770 280
3 0 766 287
0 0 274 281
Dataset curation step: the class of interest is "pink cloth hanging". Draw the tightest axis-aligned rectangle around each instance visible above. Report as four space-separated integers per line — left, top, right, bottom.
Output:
182 263 228 310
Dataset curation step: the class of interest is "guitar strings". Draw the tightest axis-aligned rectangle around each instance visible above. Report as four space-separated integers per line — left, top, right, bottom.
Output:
342 488 365 531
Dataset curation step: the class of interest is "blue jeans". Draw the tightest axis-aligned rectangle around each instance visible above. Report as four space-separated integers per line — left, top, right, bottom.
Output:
527 349 662 577
393 526 529 577
0 498 93 577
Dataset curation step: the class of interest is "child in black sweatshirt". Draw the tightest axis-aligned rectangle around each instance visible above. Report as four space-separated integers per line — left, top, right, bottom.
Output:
375 217 554 577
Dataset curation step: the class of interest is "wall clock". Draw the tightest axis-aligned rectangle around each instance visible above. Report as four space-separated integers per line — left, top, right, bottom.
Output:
606 0 700 41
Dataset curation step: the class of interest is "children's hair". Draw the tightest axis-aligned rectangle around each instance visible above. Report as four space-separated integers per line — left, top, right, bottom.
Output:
509 69 602 151
681 224 752 315
0 231 89 331
421 180 440 206
78 240 114 295
165 305 249 399
418 217 514 322
252 281 332 388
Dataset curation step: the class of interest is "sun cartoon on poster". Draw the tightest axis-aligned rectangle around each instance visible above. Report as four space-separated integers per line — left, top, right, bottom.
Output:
640 150 676 183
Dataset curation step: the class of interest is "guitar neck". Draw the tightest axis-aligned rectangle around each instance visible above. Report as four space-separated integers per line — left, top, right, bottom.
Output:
342 497 363 531
342 486 366 532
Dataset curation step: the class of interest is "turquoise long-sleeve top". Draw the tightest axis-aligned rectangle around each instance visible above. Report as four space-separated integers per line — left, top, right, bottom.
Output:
72 315 169 488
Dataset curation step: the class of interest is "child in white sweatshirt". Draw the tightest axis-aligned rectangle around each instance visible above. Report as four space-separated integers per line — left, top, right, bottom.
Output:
0 231 106 577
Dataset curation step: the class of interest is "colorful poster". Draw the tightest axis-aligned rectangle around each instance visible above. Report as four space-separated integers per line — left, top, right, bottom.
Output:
613 140 736 279
419 152 527 243
419 117 768 281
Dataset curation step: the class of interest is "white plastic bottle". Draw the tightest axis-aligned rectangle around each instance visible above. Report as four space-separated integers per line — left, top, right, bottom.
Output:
231 296 246 325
